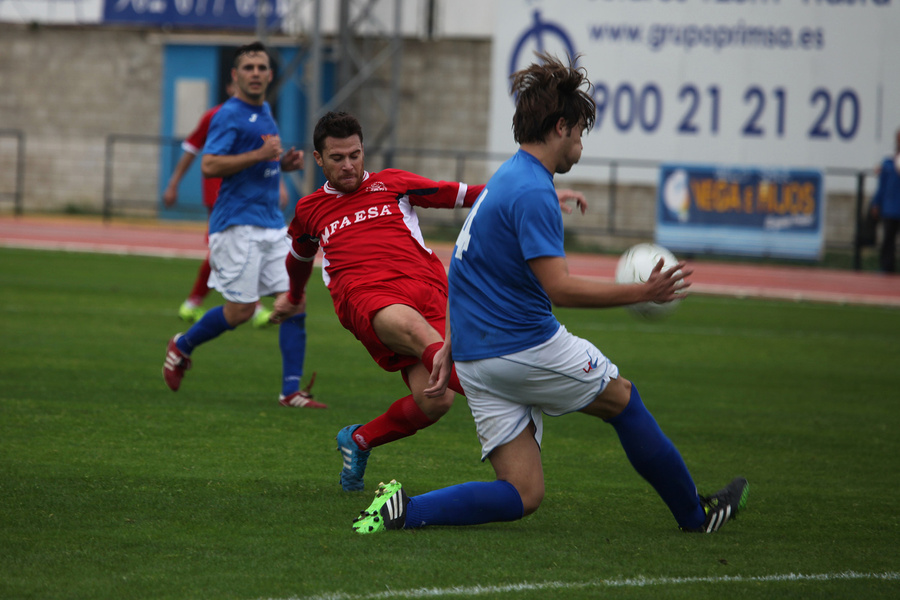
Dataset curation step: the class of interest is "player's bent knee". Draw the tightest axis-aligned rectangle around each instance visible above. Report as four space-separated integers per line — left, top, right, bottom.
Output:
519 485 545 516
224 302 256 327
417 391 454 420
582 376 632 420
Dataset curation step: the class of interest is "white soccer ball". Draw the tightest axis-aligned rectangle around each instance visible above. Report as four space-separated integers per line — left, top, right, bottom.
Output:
614 243 683 319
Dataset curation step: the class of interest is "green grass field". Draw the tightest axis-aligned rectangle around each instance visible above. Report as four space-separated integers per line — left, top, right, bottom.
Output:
1 247 898 600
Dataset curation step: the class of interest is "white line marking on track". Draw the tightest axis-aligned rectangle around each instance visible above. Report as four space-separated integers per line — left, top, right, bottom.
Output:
270 571 899 600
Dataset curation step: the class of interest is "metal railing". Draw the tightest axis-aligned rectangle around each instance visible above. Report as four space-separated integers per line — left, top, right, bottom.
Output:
103 133 187 221
96 133 877 266
0 129 26 215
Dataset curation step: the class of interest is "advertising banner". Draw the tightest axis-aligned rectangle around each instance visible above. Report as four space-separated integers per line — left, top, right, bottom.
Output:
491 0 900 188
102 0 283 29
656 163 824 259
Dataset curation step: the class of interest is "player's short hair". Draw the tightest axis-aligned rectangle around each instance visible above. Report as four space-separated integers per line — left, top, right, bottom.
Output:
233 41 270 68
511 53 596 145
313 111 364 153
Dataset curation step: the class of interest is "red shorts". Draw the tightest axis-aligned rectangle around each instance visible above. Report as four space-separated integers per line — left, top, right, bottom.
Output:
334 278 448 372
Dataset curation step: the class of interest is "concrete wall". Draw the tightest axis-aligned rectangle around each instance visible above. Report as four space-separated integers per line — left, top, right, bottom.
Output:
0 25 162 212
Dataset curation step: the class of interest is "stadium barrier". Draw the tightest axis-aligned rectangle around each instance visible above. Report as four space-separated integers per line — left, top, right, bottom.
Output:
0 129 26 215
96 134 878 267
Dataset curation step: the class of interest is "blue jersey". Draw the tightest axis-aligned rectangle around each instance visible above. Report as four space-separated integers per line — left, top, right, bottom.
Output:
449 149 565 361
204 97 284 234
872 156 900 220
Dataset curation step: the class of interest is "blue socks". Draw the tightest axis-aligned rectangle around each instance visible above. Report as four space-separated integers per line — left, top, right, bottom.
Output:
279 313 307 396
606 384 705 529
177 306 233 355
174 306 308 398
404 480 524 529
396 386 704 530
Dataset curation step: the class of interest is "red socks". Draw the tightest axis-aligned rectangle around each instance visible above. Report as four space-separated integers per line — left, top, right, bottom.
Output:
354 394 435 449
188 257 212 302
353 342 463 451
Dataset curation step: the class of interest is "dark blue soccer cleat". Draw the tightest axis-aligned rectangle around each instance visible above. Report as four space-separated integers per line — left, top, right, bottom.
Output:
682 476 750 533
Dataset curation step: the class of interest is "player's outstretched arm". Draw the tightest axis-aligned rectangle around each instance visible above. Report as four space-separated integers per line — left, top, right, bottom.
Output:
528 256 691 309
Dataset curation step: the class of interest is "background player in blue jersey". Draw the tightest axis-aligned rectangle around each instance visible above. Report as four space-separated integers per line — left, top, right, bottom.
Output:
162 42 324 409
869 128 900 273
351 53 748 534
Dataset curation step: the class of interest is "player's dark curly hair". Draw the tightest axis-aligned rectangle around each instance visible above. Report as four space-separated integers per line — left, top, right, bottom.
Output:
511 53 596 145
233 41 270 67
313 111 364 153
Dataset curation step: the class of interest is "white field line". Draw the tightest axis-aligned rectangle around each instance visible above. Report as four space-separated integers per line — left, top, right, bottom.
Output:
272 571 899 600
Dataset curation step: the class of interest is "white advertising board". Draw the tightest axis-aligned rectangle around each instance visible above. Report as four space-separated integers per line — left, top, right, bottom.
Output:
489 0 900 186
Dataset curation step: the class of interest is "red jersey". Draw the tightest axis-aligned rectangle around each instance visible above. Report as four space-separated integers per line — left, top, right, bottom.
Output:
182 104 224 208
288 169 484 303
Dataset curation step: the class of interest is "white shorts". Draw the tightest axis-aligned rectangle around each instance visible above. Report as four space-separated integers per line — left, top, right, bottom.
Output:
456 325 619 461
208 225 290 304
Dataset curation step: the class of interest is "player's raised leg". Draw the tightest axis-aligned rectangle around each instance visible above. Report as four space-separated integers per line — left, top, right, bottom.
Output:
590 378 748 531
336 304 456 491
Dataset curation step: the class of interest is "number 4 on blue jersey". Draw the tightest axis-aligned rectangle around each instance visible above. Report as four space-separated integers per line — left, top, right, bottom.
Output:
454 189 488 260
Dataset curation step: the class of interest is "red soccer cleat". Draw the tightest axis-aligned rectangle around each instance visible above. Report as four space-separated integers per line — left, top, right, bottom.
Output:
279 390 327 409
279 372 326 408
162 334 192 391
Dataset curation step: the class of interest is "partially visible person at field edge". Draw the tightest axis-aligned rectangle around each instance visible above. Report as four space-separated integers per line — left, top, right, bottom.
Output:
162 41 324 409
869 127 900 273
162 80 289 327
269 110 587 490
350 53 749 535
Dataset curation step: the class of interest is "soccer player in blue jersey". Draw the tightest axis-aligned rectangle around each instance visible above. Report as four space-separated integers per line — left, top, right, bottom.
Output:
351 53 748 534
162 41 324 409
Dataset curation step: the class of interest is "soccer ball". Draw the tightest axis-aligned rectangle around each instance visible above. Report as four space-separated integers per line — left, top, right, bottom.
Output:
614 243 683 319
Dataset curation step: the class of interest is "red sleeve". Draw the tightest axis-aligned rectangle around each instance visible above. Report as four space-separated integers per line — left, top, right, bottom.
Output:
462 184 486 207
182 105 219 154
385 169 485 210
285 251 313 305
285 210 320 304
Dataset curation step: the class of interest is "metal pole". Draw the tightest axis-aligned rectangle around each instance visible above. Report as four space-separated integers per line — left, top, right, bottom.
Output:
853 171 865 271
102 134 113 222
304 0 323 196
14 130 24 215
256 0 269 43
338 0 352 90
608 161 618 235
385 0 402 169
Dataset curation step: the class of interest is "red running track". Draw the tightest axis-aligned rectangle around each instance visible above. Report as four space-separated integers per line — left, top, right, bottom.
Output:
2 214 899 308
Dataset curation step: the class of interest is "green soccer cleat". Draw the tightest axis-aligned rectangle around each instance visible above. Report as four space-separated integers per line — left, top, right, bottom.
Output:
178 301 206 324
352 480 409 534
683 476 749 533
251 306 274 329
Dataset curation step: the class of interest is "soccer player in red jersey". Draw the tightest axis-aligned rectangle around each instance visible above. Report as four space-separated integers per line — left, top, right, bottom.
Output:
270 111 586 491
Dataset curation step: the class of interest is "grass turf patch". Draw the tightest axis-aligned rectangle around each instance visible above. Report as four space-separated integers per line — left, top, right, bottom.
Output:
0 247 898 599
